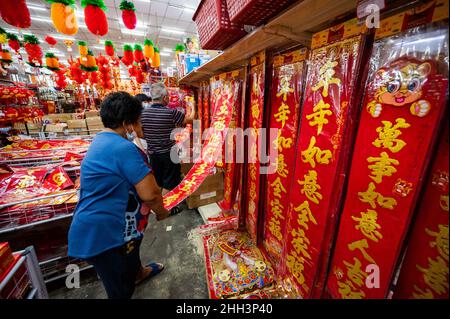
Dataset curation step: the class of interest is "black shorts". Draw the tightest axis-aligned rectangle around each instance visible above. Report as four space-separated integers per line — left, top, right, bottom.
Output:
149 152 181 190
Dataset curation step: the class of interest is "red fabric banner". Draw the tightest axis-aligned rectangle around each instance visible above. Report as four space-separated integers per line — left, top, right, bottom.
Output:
326 55 448 298
393 123 449 299
262 49 307 266
279 31 368 298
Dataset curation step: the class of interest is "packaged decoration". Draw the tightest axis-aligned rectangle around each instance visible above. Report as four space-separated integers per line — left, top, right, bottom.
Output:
82 0 108 36
120 1 137 30
46 0 79 35
0 0 31 29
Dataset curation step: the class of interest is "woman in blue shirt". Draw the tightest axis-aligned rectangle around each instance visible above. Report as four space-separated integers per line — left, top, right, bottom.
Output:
68 92 170 299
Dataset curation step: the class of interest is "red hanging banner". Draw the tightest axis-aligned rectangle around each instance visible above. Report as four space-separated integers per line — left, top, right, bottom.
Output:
262 48 307 266
326 11 448 298
279 19 368 298
393 123 449 299
245 51 266 244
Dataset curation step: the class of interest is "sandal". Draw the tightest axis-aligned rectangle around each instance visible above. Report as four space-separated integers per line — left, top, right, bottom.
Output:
135 262 165 285
169 206 182 216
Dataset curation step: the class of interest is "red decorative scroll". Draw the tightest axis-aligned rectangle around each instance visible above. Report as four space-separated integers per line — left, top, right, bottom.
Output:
262 49 307 266
279 21 368 298
163 72 242 210
244 52 266 244
326 53 448 298
393 123 449 299
197 84 204 136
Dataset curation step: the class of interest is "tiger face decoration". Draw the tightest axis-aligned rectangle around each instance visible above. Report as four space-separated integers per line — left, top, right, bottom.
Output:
367 59 433 118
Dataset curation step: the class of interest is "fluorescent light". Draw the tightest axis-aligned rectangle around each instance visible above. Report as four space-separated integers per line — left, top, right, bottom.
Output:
5 29 19 34
159 52 170 56
168 4 196 13
31 16 53 23
50 34 75 41
27 5 47 11
92 46 104 50
161 28 184 35
121 29 145 36
54 53 65 57
162 48 173 52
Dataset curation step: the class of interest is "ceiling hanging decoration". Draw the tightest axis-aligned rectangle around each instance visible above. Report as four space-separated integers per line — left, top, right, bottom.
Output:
45 0 79 36
0 28 7 47
45 52 60 71
80 49 98 72
175 43 185 54
151 47 160 68
68 59 87 84
78 41 88 56
55 65 68 89
143 39 154 61
23 35 43 67
0 0 31 29
97 54 112 90
104 40 114 57
1 49 12 64
81 0 108 37
45 35 58 47
121 44 133 66
63 39 74 52
133 44 144 63
7 34 21 53
120 1 136 30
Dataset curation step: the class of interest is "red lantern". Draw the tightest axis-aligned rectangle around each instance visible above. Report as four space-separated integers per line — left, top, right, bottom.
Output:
45 36 58 46
120 1 136 30
82 0 108 37
0 0 31 29
89 71 99 84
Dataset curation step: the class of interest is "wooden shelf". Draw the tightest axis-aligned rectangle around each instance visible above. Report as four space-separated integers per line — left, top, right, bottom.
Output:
179 0 358 85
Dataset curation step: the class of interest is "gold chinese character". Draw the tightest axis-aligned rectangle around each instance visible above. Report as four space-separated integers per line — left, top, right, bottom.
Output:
367 152 400 184
412 285 434 299
312 59 341 97
271 176 287 198
164 193 180 203
180 179 197 192
275 154 289 178
213 121 225 131
251 101 260 120
425 224 449 261
358 182 397 210
348 239 376 264
298 170 322 205
440 195 449 212
306 100 333 135
270 198 285 220
273 130 294 152
274 102 291 129
294 200 318 230
301 136 332 168
268 217 283 241
343 257 368 287
417 256 449 295
291 228 311 260
337 279 366 299
286 250 305 285
216 101 229 116
373 118 410 153
352 209 383 243
276 75 295 101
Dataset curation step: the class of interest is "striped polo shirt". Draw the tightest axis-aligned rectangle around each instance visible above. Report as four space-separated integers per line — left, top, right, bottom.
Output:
141 103 185 155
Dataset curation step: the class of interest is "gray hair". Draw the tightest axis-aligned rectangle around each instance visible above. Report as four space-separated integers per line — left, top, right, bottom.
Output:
151 82 168 101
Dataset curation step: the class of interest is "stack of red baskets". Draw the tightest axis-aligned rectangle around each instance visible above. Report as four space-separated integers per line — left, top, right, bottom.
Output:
226 0 298 26
193 0 247 50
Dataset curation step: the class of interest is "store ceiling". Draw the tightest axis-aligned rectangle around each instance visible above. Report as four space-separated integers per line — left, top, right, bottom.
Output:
0 0 200 72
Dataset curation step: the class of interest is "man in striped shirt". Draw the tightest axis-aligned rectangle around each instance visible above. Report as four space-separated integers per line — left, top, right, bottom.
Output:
141 82 194 197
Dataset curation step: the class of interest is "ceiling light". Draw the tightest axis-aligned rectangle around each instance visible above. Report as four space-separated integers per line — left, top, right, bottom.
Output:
50 34 75 41
159 52 170 56
27 5 47 11
31 16 53 23
161 28 184 35
5 29 19 34
121 29 145 36
162 48 173 52
92 46 104 50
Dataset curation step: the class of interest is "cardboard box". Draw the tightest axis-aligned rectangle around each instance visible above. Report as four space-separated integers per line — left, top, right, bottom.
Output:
85 110 99 118
181 162 194 175
45 123 67 132
0 242 14 278
186 172 224 209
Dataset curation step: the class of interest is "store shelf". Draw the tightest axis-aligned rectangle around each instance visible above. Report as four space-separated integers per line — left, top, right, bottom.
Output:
179 0 357 85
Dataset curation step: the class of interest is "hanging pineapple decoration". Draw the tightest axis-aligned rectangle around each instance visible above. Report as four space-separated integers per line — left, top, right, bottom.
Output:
82 0 108 36
7 34 20 53
45 52 60 71
120 1 136 30
121 44 133 66
151 47 160 68
174 43 185 72
23 35 43 67
1 49 13 64
133 44 144 63
81 50 98 72
45 0 79 36
78 41 88 56
104 40 114 57
0 0 31 29
0 28 7 50
143 39 154 61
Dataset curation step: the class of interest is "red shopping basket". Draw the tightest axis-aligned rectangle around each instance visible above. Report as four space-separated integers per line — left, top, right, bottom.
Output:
226 0 299 26
193 0 247 50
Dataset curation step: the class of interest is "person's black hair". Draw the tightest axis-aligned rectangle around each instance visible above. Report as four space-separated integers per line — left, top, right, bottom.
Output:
100 91 142 129
135 93 150 104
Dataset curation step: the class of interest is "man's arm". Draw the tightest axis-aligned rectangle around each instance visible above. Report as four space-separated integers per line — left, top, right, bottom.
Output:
135 173 170 220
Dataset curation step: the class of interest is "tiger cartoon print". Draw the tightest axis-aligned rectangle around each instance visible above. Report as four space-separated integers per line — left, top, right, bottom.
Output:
367 59 432 118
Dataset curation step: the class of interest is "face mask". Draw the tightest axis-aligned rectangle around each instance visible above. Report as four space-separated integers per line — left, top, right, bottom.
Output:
125 125 137 141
